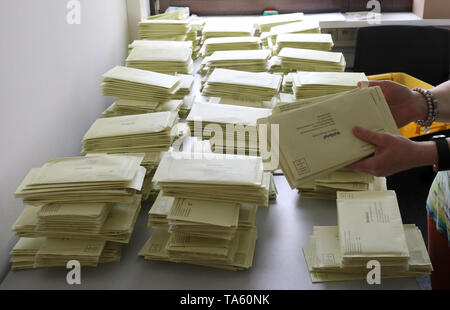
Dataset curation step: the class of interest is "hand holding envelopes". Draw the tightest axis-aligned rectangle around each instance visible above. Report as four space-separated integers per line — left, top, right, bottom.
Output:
102 66 181 101
14 155 146 205
292 72 368 98
202 36 261 57
261 87 398 188
278 48 346 72
152 152 270 206
202 68 281 104
82 112 179 153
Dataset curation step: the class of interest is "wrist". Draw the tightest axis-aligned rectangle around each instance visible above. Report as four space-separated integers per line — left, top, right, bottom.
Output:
413 141 439 167
412 90 429 122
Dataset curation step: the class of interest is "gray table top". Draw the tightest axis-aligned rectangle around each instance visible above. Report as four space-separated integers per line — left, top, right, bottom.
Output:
0 175 419 290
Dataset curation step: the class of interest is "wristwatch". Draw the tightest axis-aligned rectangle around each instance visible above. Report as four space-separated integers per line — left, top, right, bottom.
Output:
431 135 450 172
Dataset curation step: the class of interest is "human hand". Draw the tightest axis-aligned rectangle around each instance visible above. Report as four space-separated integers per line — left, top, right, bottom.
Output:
359 80 428 128
345 126 438 176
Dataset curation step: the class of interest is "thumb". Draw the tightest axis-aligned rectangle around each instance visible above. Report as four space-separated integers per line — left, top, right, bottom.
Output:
353 126 386 145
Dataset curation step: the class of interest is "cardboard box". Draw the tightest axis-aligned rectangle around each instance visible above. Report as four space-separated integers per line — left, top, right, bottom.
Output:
413 0 450 19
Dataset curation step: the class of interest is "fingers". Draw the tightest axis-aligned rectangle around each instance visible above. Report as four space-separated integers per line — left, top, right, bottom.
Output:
344 156 383 176
352 126 386 145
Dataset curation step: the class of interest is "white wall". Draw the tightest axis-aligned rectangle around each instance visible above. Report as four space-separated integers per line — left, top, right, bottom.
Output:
0 0 129 270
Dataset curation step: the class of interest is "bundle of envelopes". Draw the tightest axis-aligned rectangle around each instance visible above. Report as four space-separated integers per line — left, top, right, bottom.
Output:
202 20 255 41
152 152 270 206
126 46 194 75
202 68 282 106
82 112 179 154
258 86 399 188
297 170 387 200
139 20 191 40
187 102 272 156
102 66 181 101
278 48 346 72
102 99 183 117
292 72 368 99
266 20 321 47
201 50 271 74
12 195 142 243
201 36 261 57
272 33 334 54
257 12 304 33
302 191 432 282
14 154 146 205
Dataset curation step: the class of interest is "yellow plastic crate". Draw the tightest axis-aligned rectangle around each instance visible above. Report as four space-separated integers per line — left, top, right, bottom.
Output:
368 72 450 138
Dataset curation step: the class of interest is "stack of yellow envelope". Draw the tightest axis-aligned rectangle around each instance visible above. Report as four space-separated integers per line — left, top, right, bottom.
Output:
297 170 387 200
257 12 304 33
202 20 255 42
139 20 191 40
14 155 146 205
128 40 193 54
126 46 194 75
201 50 271 74
12 195 142 244
267 20 321 47
258 87 399 188
172 74 195 99
102 99 183 117
278 48 346 72
9 237 46 270
102 66 181 101
201 36 261 57
302 191 432 282
152 152 270 206
292 72 368 99
202 68 282 106
272 33 334 54
82 112 179 154
186 102 272 156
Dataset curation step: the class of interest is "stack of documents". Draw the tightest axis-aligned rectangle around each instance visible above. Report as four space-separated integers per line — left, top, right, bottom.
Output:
139 20 190 40
172 74 194 99
278 48 346 72
9 237 45 270
297 170 387 200
126 46 194 75
267 20 321 46
201 50 271 74
272 33 334 54
292 72 368 99
152 152 270 206
202 21 255 42
201 37 261 57
82 112 179 154
187 102 272 156
12 195 142 243
259 87 399 188
302 191 432 282
128 40 193 54
14 155 146 205
202 69 282 105
102 66 181 101
102 99 182 117
257 12 304 32
139 226 258 270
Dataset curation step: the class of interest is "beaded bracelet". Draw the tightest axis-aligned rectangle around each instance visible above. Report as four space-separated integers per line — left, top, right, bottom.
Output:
412 87 438 132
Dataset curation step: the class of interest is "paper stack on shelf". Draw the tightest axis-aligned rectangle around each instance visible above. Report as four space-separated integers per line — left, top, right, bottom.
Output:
186 102 272 156
102 66 181 101
202 20 255 42
292 72 368 99
12 195 142 243
201 36 261 57
202 68 282 106
302 191 432 282
278 48 346 72
126 46 194 75
139 20 191 41
257 12 304 32
14 155 146 205
272 33 334 54
259 87 398 188
102 99 183 118
82 112 179 154
201 50 271 74
297 170 387 200
152 152 270 206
